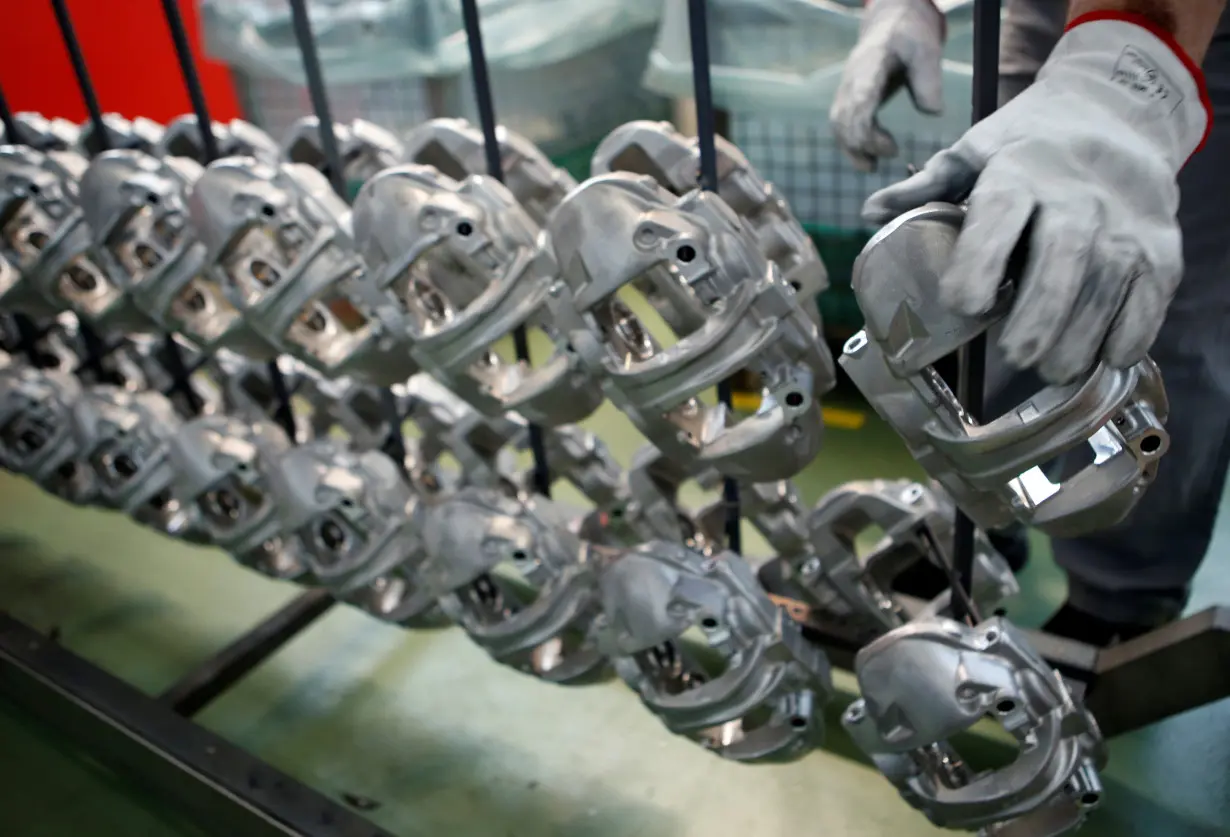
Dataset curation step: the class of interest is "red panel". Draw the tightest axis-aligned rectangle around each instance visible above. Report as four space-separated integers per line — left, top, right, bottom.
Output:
1 0 241 124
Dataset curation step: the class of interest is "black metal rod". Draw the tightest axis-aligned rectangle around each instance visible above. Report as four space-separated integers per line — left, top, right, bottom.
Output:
284 0 409 460
158 0 220 163
46 0 118 380
951 0 1001 623
0 82 23 146
287 0 346 199
266 359 300 442
49 0 110 152
0 612 395 836
686 0 741 553
158 589 336 717
459 0 552 497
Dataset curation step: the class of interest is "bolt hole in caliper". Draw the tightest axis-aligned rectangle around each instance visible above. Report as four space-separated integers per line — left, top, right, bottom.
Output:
833 202 1165 834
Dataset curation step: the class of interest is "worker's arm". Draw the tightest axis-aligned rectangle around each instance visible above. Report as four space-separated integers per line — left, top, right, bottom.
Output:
861 3 1218 384
1068 1 1227 62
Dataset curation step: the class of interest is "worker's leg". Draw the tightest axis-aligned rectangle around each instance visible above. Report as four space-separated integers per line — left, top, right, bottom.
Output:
985 4 1230 634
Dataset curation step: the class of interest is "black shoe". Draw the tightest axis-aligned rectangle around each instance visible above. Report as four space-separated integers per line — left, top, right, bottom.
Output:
1041 602 1160 647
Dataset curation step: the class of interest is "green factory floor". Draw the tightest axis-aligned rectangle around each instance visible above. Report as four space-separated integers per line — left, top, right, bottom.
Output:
1 393 1229 837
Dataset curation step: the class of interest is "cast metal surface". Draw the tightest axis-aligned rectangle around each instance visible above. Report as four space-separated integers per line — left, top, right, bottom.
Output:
401 372 525 491
402 117 578 226
265 440 437 623
77 113 165 158
844 616 1106 837
840 202 1169 537
0 145 102 320
281 116 403 190
167 412 309 579
1 111 81 151
594 540 833 763
73 385 206 541
420 487 609 684
78 149 205 334
0 365 98 504
591 120 827 317
352 163 603 425
189 156 415 383
547 172 836 482
156 114 280 164
772 479 1016 633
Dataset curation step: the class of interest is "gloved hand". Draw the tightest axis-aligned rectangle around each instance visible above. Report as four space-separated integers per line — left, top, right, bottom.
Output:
829 0 947 172
863 14 1211 384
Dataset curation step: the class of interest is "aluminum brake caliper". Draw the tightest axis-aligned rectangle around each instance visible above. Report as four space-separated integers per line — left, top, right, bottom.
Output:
547 172 836 482
591 119 827 323
840 202 1169 537
352 162 603 426
843 616 1106 837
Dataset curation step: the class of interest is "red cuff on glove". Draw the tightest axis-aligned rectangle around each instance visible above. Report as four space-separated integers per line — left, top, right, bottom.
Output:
1066 10 1213 156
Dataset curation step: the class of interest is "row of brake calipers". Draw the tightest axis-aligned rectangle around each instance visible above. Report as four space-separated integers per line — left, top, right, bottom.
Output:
0 112 1138 836
0 355 1106 837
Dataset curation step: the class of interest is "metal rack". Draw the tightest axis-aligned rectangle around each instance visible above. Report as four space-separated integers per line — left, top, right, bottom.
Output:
1 2 1229 836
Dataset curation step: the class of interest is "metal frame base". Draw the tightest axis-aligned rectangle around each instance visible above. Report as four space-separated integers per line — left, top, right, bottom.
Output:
0 611 393 837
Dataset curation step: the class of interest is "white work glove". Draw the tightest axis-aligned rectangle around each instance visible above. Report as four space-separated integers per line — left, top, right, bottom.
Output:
830 0 947 171
863 15 1210 384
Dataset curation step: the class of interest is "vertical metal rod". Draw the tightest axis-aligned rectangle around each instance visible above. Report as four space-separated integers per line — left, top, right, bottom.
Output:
48 0 121 382
286 0 346 198
459 0 552 498
49 0 110 152
0 83 23 146
158 0 220 162
686 0 741 554
286 0 404 465
146 0 223 418
952 0 1001 623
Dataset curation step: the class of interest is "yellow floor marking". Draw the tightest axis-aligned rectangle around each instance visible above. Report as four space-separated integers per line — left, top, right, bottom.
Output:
730 393 867 430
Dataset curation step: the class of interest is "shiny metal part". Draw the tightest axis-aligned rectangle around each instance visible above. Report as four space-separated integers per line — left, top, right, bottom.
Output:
9 312 86 377
540 424 639 539
419 488 609 684
401 373 524 492
0 365 97 504
592 120 827 319
774 479 1016 633
211 352 319 440
353 164 603 425
281 116 403 190
0 145 108 320
189 156 415 383
167 413 307 579
594 541 833 762
547 173 836 482
621 443 732 551
266 441 432 623
72 385 206 541
77 114 165 158
77 149 205 334
156 114 280 164
401 118 578 226
2 112 81 152
727 477 812 560
843 616 1107 836
841 203 1170 537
